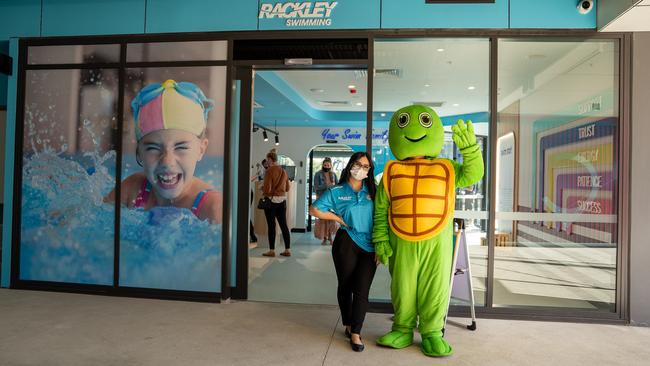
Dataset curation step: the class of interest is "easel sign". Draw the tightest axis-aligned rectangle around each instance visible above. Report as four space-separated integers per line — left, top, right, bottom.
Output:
447 218 477 331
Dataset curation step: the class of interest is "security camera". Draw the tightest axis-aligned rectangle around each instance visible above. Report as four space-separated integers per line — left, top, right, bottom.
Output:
577 0 593 15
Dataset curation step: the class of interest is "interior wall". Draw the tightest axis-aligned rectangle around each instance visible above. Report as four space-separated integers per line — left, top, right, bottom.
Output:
251 126 364 229
630 32 650 326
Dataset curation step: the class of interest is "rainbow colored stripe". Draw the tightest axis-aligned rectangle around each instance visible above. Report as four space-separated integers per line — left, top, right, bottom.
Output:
131 79 213 140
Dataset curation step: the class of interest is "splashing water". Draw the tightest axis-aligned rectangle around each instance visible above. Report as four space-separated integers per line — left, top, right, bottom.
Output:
20 119 222 292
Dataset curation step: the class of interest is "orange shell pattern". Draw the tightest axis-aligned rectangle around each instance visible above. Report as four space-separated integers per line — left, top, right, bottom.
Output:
383 159 455 241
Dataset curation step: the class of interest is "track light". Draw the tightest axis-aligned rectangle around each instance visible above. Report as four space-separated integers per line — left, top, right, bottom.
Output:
263 130 268 141
275 134 280 146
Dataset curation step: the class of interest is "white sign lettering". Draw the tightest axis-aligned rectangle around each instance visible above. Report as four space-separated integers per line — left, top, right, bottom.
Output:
577 175 602 188
259 1 338 27
578 124 595 139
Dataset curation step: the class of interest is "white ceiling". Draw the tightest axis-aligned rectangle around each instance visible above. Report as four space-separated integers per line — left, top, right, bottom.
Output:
272 39 614 119
275 70 368 112
601 0 650 32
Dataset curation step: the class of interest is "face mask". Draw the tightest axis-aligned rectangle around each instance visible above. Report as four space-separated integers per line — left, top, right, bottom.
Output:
322 167 331 172
350 166 369 181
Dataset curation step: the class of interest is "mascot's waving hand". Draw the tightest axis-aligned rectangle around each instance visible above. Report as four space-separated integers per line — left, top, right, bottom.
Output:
373 105 484 357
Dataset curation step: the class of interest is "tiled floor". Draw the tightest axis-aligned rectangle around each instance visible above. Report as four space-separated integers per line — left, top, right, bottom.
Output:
0 289 648 366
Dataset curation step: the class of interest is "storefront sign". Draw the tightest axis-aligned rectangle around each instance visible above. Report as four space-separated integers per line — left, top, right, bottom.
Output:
258 0 380 30
259 1 338 27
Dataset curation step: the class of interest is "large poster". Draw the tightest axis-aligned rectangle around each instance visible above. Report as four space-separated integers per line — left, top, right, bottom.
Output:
118 68 226 292
533 118 617 243
18 63 226 292
20 69 118 284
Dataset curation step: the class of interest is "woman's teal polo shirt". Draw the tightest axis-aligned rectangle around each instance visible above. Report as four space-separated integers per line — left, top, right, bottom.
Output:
313 182 374 252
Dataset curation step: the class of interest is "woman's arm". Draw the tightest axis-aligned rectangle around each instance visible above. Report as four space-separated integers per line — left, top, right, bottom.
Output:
262 168 274 196
313 172 324 193
309 205 347 227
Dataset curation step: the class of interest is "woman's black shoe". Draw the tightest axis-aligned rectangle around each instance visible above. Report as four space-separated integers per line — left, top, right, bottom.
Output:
350 338 365 352
344 328 351 338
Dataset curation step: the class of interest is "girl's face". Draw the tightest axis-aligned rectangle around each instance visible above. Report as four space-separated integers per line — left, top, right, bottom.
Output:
137 129 208 200
322 161 332 170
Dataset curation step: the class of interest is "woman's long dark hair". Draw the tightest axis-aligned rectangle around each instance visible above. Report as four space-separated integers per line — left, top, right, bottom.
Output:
339 151 376 200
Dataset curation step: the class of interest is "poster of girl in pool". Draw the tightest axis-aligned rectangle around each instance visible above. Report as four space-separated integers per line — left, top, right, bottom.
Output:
19 67 226 293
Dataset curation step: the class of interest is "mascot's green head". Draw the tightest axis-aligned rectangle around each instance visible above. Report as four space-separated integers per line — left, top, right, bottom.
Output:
388 105 444 160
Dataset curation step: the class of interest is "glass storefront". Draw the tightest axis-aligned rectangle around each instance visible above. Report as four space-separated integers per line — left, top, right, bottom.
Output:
16 41 228 295
10 32 627 318
371 38 490 306
495 39 619 312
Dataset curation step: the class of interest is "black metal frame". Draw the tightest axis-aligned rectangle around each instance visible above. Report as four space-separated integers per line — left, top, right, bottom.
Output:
10 37 231 302
5 28 632 323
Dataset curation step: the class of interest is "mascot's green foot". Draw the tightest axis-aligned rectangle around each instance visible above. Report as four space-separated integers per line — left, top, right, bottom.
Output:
421 335 453 357
376 330 413 349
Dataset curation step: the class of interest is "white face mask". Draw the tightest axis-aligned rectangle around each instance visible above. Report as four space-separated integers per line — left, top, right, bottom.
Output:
350 166 369 181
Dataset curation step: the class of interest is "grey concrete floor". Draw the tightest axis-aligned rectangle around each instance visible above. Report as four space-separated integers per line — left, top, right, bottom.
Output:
1 289 649 366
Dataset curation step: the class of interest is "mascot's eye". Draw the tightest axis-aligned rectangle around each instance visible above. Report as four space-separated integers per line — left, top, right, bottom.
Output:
419 113 433 128
397 113 410 128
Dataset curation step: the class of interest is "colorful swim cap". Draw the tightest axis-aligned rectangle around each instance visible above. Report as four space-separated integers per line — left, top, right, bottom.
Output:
131 80 214 140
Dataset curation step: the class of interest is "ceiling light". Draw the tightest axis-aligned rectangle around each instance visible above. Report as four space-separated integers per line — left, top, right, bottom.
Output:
380 113 386 117
355 102 363 106
468 86 476 90
453 103 460 107
348 84 356 89
309 88 325 93
274 135 280 146
262 130 268 141
424 84 431 87
437 48 445 52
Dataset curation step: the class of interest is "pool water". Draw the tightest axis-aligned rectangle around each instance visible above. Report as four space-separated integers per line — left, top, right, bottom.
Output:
19 149 222 293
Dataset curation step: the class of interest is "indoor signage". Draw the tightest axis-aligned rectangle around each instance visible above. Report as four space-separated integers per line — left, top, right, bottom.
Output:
320 128 389 144
259 1 338 27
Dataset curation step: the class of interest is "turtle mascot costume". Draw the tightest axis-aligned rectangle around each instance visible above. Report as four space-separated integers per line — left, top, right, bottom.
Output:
373 105 484 357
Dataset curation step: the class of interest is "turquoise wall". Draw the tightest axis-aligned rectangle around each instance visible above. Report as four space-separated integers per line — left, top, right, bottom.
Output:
0 0 598 41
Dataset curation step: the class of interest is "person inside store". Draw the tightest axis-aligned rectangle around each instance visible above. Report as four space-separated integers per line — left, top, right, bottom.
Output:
313 157 339 245
261 151 292 257
308 152 377 352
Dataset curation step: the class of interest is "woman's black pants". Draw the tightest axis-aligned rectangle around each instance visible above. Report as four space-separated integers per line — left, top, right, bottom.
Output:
263 200 291 250
332 229 377 334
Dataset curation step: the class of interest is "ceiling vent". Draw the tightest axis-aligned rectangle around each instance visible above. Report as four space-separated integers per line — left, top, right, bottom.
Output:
354 68 402 80
411 101 445 108
317 100 350 106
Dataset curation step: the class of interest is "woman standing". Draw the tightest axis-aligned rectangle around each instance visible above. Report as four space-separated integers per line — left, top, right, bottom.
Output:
313 157 339 245
309 152 377 352
262 151 292 257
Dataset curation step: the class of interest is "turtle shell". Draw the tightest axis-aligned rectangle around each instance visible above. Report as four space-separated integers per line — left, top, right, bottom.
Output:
383 158 455 241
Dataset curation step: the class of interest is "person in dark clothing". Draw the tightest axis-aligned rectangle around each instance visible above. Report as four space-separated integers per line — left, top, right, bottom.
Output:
309 152 377 352
261 151 291 257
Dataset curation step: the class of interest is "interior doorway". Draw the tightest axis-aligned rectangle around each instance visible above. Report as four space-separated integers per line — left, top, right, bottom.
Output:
306 145 354 231
243 68 370 305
